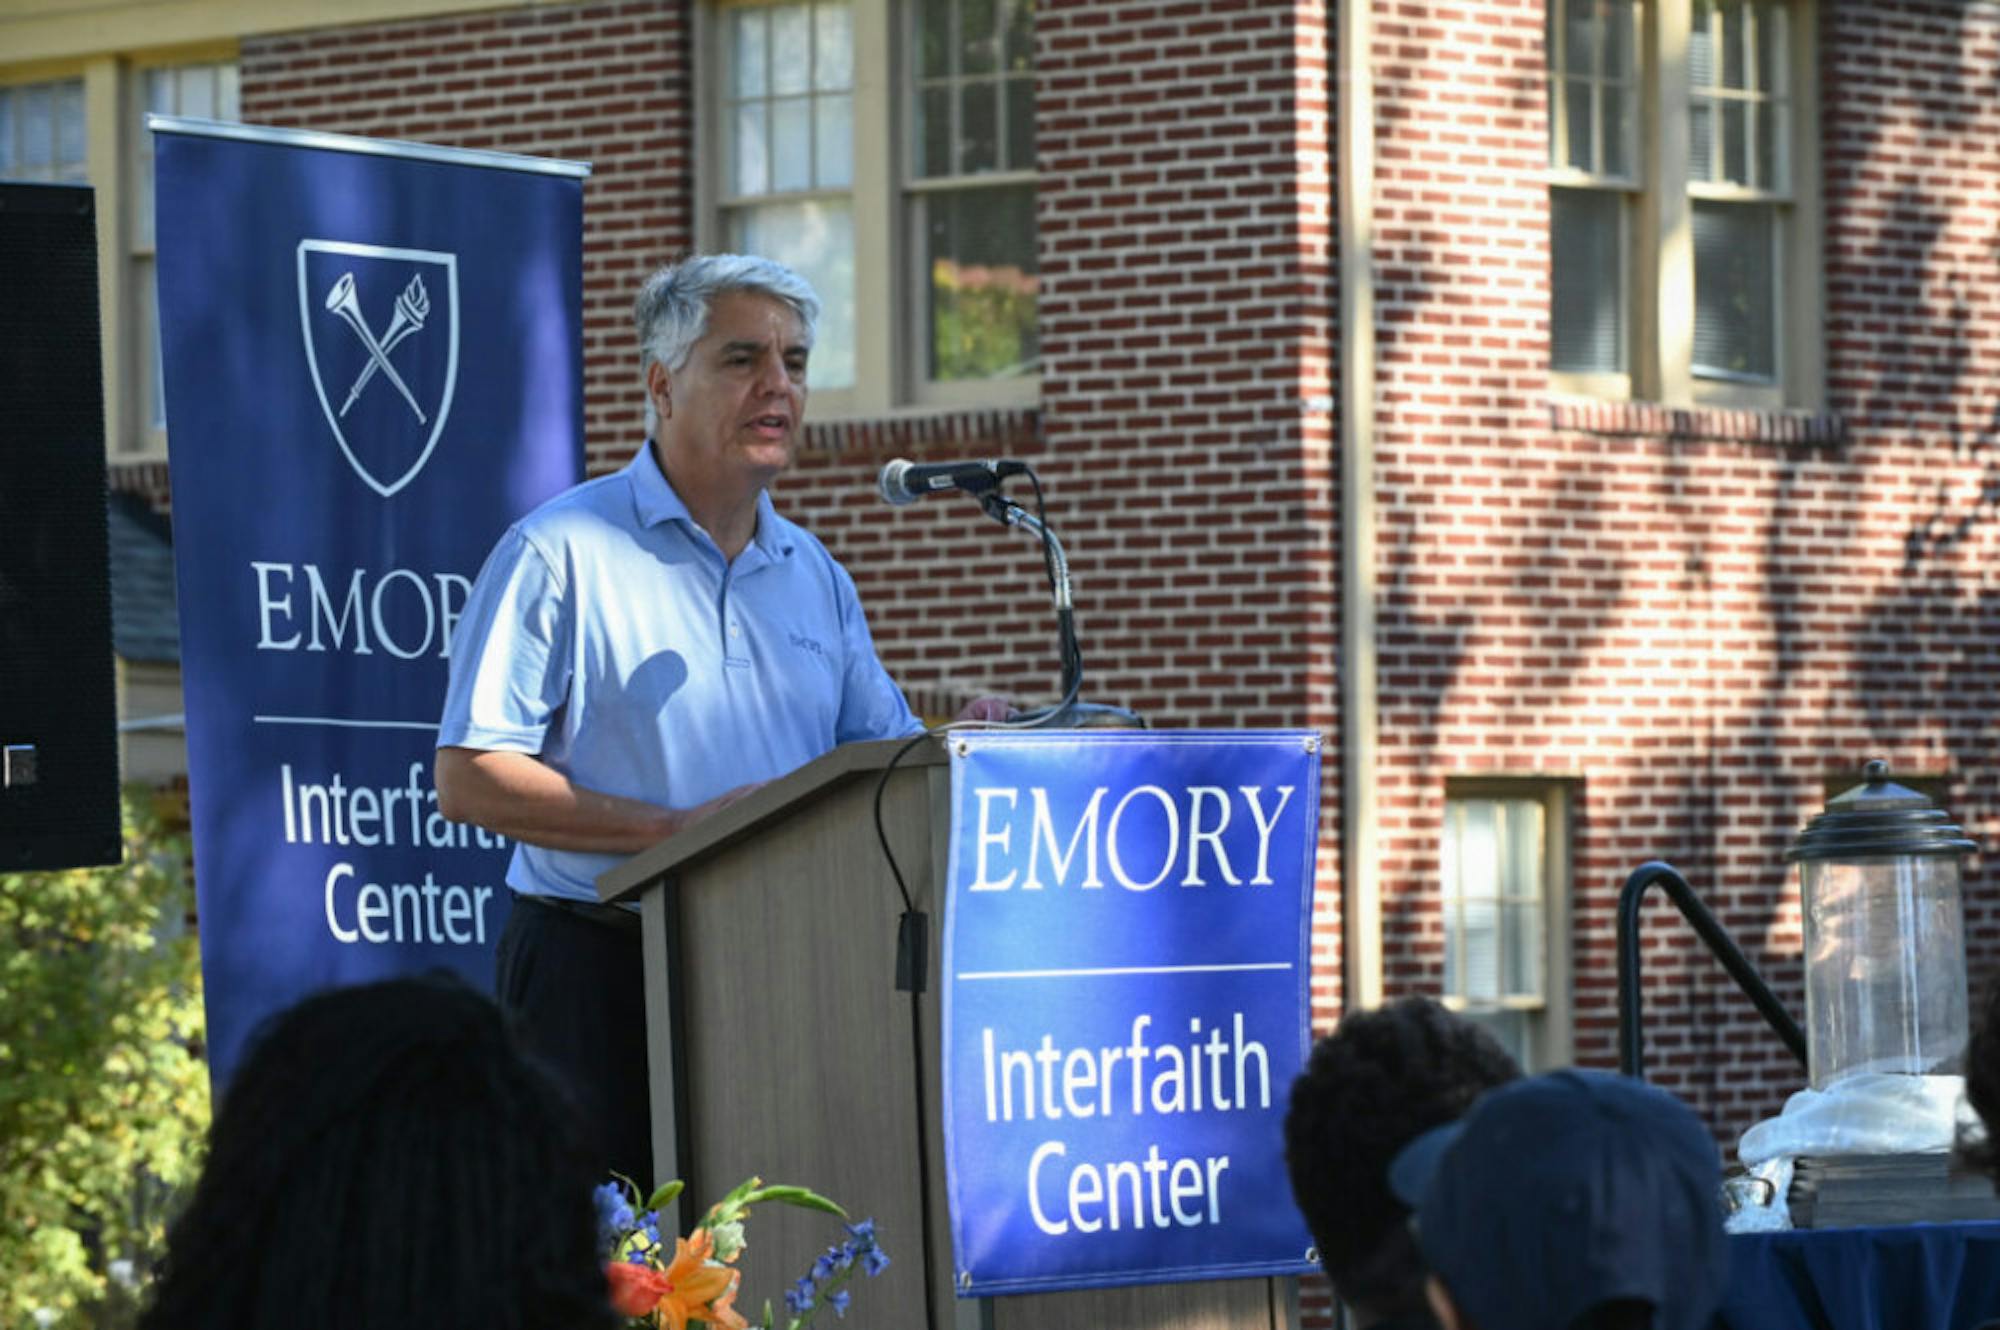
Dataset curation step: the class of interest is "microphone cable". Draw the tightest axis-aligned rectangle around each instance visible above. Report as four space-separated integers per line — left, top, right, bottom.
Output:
867 458 1079 1329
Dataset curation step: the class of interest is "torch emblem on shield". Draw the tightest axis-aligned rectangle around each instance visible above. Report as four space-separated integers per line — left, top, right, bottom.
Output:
297 240 459 499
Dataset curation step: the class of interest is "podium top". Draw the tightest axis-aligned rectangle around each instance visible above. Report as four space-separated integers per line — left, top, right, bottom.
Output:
596 736 947 904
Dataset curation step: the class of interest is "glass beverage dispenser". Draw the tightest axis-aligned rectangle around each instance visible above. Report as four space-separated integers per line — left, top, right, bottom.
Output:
1786 762 1978 1090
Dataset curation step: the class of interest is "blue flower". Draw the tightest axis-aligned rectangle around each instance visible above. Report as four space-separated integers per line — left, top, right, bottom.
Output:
863 1246 891 1277
812 1250 838 1283
786 1277 816 1316
845 1219 877 1247
831 1242 856 1272
594 1183 636 1248
827 1289 851 1319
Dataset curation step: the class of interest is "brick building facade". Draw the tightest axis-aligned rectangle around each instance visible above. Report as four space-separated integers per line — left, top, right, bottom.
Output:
10 0 1998 1291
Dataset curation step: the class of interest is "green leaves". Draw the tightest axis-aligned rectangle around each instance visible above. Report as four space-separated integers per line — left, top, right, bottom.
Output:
0 789 209 1325
738 1185 847 1219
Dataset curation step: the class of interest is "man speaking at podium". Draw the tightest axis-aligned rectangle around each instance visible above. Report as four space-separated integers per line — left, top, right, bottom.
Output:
436 255 1004 1185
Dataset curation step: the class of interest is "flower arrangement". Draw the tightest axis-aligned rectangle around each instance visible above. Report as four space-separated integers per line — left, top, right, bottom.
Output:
596 1175 890 1330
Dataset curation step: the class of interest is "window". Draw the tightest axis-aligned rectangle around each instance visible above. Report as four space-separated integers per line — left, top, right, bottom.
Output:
706 0 1038 416
1546 0 1820 409
1441 783 1572 1070
1548 1 1638 378
0 79 88 183
132 61 241 453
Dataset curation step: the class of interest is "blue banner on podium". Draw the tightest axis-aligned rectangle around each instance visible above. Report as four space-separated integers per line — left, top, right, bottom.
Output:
942 730 1322 1295
152 119 586 1086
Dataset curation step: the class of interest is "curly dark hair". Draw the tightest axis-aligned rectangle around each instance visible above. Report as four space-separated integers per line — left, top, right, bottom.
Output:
1960 972 2000 1185
1283 997 1521 1320
139 972 614 1330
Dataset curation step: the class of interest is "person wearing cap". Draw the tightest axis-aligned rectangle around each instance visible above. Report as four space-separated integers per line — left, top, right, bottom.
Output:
1389 1067 1729 1330
1283 997 1521 1330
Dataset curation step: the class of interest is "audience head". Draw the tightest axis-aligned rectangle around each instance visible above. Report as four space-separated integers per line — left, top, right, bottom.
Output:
1390 1068 1727 1330
140 972 613 1330
1960 972 2000 1185
1283 997 1521 1326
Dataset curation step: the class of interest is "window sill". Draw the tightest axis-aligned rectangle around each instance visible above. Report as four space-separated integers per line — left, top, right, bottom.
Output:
1547 395 1845 446
801 404 1042 458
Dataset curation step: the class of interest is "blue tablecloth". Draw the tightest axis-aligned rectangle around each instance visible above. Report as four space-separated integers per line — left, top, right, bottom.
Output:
1719 1221 2000 1330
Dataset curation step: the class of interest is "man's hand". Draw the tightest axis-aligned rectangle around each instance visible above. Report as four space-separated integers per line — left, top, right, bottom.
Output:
953 695 1014 724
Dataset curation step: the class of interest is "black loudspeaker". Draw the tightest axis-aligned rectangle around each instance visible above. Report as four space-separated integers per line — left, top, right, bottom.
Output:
0 181 122 871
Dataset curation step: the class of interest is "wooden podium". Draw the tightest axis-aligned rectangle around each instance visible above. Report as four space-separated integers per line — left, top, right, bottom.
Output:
599 738 1299 1330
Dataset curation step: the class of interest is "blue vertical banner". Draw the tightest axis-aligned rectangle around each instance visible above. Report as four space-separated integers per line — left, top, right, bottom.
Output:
152 119 587 1086
943 731 1322 1295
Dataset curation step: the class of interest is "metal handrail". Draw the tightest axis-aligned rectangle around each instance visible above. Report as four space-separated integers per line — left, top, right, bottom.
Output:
1616 859 1808 1078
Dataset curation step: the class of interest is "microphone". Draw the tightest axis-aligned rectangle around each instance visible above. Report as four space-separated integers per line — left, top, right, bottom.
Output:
877 457 1027 506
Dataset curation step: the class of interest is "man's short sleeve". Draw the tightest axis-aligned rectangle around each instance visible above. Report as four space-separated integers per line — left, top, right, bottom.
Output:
437 526 573 753
831 559 923 743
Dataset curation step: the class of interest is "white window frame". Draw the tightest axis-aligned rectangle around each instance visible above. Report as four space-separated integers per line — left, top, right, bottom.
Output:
697 0 1039 422
1441 779 1574 1072
1547 0 1823 412
129 56 240 457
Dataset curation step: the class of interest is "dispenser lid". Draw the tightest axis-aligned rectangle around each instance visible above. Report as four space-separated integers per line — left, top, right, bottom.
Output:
1785 760 1979 862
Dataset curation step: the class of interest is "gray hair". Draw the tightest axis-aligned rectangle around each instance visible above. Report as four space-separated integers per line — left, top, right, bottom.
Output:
634 254 820 375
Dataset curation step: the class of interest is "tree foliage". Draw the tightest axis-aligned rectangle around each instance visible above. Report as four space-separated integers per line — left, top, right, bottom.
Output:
0 790 210 1325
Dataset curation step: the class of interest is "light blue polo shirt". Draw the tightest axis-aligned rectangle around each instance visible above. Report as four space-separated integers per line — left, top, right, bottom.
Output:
437 442 920 902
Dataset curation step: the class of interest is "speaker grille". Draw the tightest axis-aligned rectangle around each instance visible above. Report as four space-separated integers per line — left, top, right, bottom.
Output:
0 182 122 871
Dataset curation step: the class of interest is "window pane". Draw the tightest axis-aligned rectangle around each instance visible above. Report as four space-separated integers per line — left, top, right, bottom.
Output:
1689 99 1715 181
1564 0 1599 77
771 97 811 192
218 64 241 120
1004 0 1034 73
1692 200 1777 381
1461 896 1501 1001
771 4 812 96
1504 798 1543 899
1564 77 1593 172
57 82 86 177
22 86 51 168
814 2 852 90
923 183 1038 381
1601 82 1632 178
1004 76 1035 172
815 93 853 189
0 96 14 175
920 85 953 178
732 9 769 97
733 101 769 195
1505 902 1543 998
1721 100 1749 183
962 0 998 76
960 78 999 174
1690 2 1717 87
1605 0 1635 79
729 200 856 390
920 0 953 79
1550 188 1625 374
181 68 217 120
1722 0 1748 88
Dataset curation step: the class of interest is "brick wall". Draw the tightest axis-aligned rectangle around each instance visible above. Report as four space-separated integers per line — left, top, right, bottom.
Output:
1370 0 2000 1149
241 0 692 474
778 0 1345 1033
219 0 2000 1169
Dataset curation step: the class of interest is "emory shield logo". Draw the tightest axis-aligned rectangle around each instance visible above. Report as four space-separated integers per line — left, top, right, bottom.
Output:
298 240 459 498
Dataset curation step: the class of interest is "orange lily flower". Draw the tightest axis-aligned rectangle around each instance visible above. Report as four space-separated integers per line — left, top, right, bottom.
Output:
605 1229 742 1330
